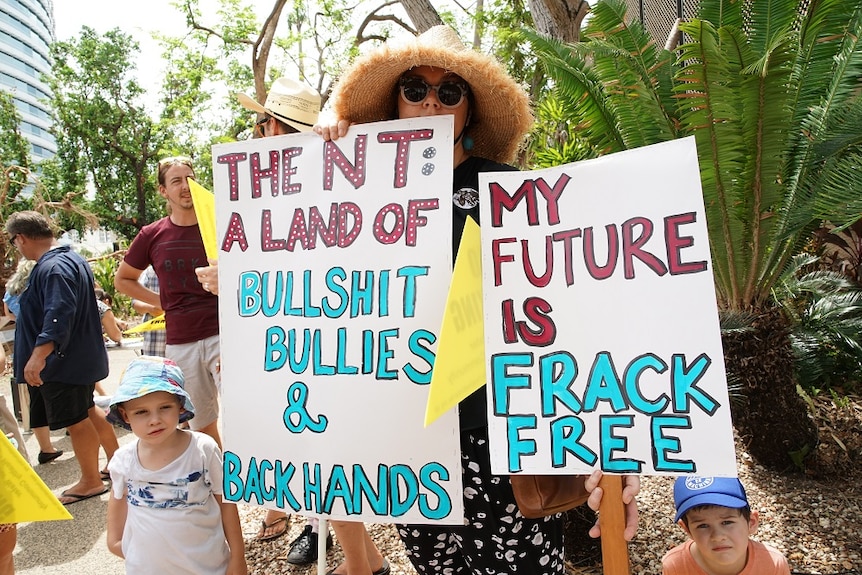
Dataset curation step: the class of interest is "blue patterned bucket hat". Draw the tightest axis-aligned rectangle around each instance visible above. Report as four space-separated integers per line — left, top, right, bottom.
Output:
107 356 195 430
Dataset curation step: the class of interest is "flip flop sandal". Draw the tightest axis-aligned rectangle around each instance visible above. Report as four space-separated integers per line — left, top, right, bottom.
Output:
256 516 289 541
60 486 110 506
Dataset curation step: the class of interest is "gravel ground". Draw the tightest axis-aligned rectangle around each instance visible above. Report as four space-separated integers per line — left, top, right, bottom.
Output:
239 437 862 575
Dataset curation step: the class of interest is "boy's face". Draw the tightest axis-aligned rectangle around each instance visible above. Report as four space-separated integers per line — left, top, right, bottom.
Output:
680 506 759 574
119 391 184 442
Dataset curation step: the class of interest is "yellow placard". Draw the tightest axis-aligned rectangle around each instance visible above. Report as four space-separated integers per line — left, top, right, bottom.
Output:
0 435 72 523
425 218 486 427
123 314 166 334
189 178 218 261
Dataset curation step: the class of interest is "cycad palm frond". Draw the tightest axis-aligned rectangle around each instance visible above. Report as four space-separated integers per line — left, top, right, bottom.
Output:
790 0 859 126
520 28 626 156
774 253 862 388
745 0 800 55
676 20 749 306
813 150 862 227
781 5 862 240
737 29 799 302
697 0 744 30
583 0 678 147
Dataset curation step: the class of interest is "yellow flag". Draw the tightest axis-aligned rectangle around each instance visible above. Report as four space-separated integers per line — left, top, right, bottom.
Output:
123 314 166 334
425 218 486 427
0 435 72 523
189 178 218 260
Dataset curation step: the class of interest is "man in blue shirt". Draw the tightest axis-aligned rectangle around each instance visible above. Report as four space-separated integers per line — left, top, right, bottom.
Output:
6 211 118 504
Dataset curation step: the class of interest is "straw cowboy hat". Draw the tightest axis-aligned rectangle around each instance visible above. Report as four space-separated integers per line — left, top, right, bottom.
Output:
330 25 533 164
236 77 321 132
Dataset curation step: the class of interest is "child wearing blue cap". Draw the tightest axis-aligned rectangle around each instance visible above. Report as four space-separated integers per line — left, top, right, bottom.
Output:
105 356 247 575
662 476 790 575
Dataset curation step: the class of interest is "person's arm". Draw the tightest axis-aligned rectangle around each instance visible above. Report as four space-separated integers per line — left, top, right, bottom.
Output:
106 489 128 558
114 262 160 308
101 309 124 343
131 297 163 317
217 495 248 575
24 341 54 387
584 469 640 541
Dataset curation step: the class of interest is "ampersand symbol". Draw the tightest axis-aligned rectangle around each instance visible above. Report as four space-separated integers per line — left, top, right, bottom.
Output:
282 382 328 433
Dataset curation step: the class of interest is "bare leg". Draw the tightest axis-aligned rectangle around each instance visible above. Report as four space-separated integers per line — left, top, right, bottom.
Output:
329 521 385 575
0 524 15 575
88 406 119 465
33 426 59 454
195 420 222 448
59 416 106 502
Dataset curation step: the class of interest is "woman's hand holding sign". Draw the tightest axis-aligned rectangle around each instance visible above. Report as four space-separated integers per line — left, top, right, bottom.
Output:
585 470 640 541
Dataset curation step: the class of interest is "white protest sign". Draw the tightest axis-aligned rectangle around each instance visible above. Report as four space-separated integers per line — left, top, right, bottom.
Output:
212 116 464 523
479 137 737 476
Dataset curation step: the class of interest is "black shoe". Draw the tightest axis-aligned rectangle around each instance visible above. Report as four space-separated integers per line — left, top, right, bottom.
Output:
37 450 63 464
286 525 334 565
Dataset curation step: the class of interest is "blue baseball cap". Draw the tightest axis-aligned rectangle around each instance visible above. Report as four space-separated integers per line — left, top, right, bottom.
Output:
673 476 749 522
108 356 195 430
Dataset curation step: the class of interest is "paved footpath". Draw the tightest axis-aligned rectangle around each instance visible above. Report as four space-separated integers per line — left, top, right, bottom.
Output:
3 343 140 575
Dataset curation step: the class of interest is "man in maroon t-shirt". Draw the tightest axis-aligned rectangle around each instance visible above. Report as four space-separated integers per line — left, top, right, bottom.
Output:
114 158 222 447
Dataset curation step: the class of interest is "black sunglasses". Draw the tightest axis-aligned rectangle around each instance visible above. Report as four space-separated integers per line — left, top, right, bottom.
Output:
255 116 269 138
8 233 17 244
398 77 469 108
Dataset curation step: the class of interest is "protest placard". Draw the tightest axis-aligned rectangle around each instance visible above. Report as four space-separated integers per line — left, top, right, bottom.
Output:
211 116 463 523
479 137 737 477
0 434 71 523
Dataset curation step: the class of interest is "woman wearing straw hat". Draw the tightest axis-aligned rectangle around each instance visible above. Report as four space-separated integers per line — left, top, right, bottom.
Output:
317 26 639 574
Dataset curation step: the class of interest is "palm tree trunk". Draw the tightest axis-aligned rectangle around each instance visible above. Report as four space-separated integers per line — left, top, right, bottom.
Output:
722 307 819 470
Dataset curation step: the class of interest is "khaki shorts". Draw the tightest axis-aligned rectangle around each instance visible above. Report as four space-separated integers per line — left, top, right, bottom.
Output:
166 334 221 430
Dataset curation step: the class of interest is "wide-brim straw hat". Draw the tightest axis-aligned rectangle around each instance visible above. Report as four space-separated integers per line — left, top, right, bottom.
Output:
236 77 321 132
331 25 533 164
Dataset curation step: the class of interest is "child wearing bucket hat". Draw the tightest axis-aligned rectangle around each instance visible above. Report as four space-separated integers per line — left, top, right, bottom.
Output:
316 25 639 575
663 476 790 574
106 356 247 575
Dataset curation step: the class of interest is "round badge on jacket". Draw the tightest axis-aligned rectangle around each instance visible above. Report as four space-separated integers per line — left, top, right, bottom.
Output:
453 187 479 210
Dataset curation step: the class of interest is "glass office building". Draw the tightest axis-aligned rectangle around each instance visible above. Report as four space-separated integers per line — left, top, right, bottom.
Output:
0 0 56 161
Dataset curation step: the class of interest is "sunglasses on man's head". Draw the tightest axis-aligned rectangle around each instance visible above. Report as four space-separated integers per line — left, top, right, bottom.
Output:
8 233 18 245
398 77 469 108
157 156 194 170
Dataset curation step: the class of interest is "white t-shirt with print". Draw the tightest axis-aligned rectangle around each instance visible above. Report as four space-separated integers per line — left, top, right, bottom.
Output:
109 431 230 575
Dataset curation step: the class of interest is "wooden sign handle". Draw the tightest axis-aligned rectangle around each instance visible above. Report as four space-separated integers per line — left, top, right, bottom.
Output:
599 474 630 575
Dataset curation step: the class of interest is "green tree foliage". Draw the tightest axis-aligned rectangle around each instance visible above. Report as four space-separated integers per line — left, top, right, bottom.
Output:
0 91 32 272
46 28 169 241
0 91 31 192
